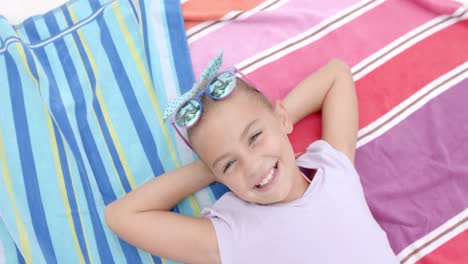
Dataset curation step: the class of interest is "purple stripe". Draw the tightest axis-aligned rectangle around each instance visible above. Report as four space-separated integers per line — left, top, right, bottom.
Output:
355 77 468 254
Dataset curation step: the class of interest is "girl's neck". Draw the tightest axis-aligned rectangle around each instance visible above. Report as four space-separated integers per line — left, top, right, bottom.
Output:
281 167 312 203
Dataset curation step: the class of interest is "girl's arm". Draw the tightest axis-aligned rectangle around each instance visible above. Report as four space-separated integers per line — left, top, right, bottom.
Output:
105 160 220 264
282 59 358 162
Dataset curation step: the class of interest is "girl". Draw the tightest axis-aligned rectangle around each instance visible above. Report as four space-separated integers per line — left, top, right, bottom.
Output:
105 53 399 264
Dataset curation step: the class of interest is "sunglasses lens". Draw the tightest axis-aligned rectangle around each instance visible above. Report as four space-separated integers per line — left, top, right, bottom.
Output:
175 100 202 127
208 72 236 99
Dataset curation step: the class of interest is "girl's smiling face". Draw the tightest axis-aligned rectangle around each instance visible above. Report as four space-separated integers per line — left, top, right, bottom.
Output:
190 86 308 205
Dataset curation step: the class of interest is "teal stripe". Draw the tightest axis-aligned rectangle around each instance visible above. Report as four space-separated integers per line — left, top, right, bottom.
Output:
110 1 199 220
177 198 198 217
45 9 138 263
90 0 166 179
14 43 81 263
0 217 19 264
23 21 114 264
0 49 45 263
43 12 115 203
79 3 156 190
52 122 91 264
44 9 118 206
23 45 39 83
0 55 22 253
109 0 184 173
91 3 155 185
60 5 132 196
59 135 103 263
6 49 57 263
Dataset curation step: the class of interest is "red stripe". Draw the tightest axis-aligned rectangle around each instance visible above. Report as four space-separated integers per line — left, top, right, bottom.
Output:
415 230 468 264
356 19 468 129
249 19 468 153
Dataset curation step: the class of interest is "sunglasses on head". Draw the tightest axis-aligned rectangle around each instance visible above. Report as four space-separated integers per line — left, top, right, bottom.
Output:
169 67 257 149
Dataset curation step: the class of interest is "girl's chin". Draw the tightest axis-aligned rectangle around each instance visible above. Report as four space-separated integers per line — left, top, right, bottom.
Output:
253 190 290 205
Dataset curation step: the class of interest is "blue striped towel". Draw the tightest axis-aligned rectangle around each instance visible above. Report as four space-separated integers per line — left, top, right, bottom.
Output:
0 0 210 263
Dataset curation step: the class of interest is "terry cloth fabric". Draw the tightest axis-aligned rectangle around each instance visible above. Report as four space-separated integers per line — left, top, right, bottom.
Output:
203 140 399 264
0 0 197 263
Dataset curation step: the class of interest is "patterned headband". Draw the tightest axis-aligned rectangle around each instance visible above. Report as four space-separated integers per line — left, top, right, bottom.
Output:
163 50 223 120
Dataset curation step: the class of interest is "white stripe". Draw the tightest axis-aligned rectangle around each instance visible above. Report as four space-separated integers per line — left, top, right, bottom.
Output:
397 209 468 264
237 0 384 74
187 0 288 44
353 6 468 80
357 63 468 148
0 0 116 54
187 11 241 40
0 234 4 264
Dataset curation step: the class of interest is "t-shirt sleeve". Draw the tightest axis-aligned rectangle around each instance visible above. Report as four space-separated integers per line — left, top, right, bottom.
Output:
296 140 359 182
296 140 352 166
201 193 239 264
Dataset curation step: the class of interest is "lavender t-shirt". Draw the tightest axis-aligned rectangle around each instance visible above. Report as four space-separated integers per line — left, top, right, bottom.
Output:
202 140 398 264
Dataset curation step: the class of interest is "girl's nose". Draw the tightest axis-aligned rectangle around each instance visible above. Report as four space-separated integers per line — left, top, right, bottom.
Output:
242 157 261 180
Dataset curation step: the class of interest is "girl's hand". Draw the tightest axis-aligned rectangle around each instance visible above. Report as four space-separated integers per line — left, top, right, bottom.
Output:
194 159 218 183
282 59 358 163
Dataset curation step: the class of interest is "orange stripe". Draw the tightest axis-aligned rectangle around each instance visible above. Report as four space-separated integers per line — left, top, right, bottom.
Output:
182 0 267 30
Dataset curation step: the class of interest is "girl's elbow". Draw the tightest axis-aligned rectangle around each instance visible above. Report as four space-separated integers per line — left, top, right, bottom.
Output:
104 202 120 231
329 58 351 73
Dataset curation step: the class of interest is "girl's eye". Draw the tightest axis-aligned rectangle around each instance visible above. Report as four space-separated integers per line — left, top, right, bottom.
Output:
249 131 263 145
223 160 235 174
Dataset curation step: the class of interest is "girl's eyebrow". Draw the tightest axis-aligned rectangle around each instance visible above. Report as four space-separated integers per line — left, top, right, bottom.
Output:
240 119 258 141
211 119 259 169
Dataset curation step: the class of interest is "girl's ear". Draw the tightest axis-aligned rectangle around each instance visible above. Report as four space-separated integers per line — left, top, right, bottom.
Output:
274 101 293 134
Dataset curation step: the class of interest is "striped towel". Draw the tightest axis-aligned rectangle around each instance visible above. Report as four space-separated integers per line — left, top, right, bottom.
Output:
0 0 198 263
183 0 468 263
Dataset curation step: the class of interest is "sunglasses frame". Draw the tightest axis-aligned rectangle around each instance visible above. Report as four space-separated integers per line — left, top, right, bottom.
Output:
170 67 259 150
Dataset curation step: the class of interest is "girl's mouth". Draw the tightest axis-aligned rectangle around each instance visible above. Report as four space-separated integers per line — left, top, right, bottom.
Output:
254 161 279 191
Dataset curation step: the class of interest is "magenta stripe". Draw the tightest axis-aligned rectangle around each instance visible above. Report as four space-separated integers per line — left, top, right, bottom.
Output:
247 0 448 101
189 0 361 77
355 77 468 254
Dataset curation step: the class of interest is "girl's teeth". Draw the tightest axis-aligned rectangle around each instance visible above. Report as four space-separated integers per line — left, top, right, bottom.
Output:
256 166 276 188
